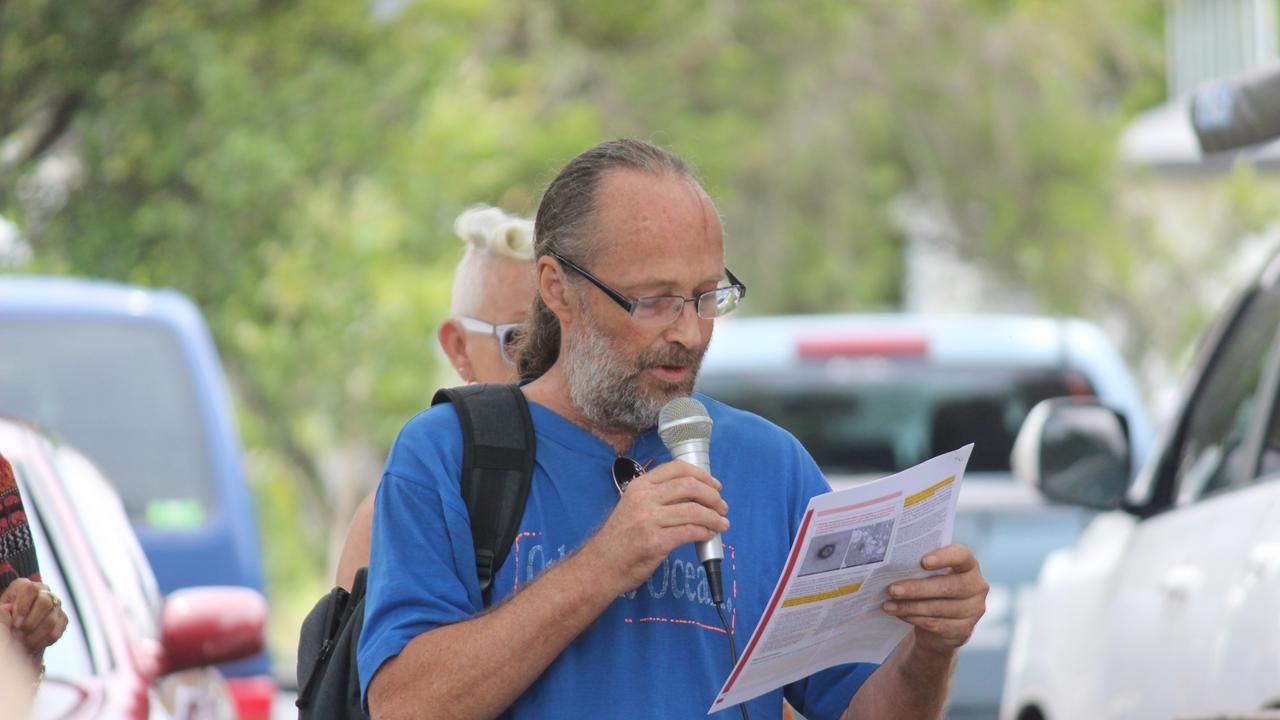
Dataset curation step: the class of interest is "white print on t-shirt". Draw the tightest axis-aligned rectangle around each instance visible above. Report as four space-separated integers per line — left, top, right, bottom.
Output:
510 533 739 633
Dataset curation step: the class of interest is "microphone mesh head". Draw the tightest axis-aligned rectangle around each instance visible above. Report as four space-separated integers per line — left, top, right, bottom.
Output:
658 397 713 446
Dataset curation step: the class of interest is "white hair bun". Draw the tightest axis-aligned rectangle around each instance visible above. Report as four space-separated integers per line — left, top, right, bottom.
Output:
453 205 534 261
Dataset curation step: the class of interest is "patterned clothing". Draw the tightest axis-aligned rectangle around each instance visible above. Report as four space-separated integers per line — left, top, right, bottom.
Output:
0 452 40 592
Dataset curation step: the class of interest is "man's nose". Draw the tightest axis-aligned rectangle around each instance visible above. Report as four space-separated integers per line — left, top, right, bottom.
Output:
662 300 707 349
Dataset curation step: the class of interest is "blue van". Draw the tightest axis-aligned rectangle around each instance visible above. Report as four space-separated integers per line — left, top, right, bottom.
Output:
0 275 273 714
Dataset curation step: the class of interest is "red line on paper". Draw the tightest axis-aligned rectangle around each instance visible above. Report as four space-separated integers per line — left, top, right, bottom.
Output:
716 508 814 703
815 491 903 517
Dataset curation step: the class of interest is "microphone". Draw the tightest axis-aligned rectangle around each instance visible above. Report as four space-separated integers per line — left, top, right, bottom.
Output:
658 396 725 605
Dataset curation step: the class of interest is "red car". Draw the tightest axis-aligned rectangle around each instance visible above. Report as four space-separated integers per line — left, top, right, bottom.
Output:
1 417 266 719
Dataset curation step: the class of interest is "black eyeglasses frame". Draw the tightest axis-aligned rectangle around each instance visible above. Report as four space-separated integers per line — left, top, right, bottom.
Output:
548 251 746 323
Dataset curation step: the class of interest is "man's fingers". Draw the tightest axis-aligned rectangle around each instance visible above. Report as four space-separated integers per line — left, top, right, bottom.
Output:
898 615 976 644
663 523 720 547
883 596 984 619
889 562 987 601
921 544 978 573
655 502 730 533
643 461 720 491
647 477 727 514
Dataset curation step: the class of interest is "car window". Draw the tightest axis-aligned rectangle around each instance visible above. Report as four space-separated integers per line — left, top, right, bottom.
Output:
7 460 96 681
52 447 163 642
1172 289 1280 503
1252 355 1280 479
698 362 1093 475
0 318 217 528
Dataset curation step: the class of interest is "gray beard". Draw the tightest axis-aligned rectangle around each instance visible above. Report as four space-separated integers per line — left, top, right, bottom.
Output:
564 313 704 434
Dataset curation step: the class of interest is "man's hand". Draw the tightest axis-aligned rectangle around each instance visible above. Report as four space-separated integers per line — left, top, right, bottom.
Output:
881 544 988 656
584 460 728 594
0 579 68 658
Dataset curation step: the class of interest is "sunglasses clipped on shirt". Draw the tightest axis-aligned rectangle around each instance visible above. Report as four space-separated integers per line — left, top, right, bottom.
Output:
612 456 655 496
456 316 524 367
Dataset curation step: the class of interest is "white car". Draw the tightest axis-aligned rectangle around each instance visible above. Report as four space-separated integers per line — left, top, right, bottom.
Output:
697 313 1153 719
1002 252 1280 720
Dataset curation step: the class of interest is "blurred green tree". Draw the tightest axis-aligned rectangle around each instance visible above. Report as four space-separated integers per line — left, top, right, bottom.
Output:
2 0 608 661
14 0 1270 674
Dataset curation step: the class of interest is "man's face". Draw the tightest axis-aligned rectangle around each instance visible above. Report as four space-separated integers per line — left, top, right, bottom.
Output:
463 256 536 383
562 169 725 431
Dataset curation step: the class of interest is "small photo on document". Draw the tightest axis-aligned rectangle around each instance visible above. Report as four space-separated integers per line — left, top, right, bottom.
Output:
798 530 853 577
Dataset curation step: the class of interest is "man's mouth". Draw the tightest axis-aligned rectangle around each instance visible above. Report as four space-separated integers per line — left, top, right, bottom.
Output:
650 365 692 383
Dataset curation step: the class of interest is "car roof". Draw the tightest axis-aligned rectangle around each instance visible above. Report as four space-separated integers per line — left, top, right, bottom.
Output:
0 415 57 457
706 313 1102 370
0 274 203 329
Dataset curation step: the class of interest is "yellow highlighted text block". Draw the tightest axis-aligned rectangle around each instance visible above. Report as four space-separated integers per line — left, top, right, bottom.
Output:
904 475 955 508
782 582 863 608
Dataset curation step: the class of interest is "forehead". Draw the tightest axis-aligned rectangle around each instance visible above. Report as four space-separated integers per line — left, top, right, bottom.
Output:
589 169 724 284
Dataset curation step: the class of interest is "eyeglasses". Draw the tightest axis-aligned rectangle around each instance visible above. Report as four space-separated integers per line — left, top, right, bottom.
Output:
456 316 525 367
549 251 747 326
611 455 654 496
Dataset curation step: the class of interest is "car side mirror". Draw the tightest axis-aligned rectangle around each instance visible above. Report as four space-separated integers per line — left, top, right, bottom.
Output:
160 586 266 675
1011 397 1132 511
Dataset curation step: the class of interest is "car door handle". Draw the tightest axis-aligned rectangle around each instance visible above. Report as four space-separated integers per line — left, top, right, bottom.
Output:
1160 564 1202 601
1248 542 1280 577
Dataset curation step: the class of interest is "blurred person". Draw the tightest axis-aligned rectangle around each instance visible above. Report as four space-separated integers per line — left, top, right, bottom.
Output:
0 452 69 691
333 205 536 591
359 139 988 719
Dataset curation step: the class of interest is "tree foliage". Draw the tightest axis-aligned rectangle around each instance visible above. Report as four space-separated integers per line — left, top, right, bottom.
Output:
13 0 1275 671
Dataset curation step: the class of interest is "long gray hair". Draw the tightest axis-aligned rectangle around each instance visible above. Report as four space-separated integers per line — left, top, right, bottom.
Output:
515 139 694 380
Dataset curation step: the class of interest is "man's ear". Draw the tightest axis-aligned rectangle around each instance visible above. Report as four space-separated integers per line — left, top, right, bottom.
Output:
438 319 473 383
538 255 577 324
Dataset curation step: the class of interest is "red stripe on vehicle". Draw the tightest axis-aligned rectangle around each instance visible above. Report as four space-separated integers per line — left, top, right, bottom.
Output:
796 337 928 357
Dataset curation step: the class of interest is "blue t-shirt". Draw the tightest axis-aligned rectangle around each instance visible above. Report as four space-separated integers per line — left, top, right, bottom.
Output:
358 394 877 719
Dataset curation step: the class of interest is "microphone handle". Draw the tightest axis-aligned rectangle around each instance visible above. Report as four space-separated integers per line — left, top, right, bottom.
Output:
671 445 723 564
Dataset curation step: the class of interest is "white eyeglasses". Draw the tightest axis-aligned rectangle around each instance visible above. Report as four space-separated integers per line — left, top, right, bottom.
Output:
456 317 525 367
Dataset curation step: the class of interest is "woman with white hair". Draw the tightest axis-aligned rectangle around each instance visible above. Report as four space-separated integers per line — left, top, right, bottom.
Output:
334 205 536 591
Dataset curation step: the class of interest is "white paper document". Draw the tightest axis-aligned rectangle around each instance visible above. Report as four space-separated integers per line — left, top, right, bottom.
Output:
708 445 973 714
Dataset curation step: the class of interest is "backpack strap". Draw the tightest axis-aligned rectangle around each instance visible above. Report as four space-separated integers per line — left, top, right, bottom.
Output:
431 384 535 607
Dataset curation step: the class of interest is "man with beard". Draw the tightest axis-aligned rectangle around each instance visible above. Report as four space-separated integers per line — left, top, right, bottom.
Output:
359 139 988 720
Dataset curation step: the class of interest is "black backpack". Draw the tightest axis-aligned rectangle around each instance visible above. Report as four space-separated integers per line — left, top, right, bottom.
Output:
295 384 536 719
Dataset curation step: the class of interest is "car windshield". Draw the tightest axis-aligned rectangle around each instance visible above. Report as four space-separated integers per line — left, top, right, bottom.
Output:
6 457 97 683
55 445 164 641
698 360 1093 475
0 318 216 526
